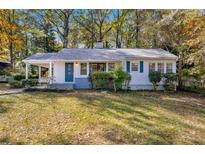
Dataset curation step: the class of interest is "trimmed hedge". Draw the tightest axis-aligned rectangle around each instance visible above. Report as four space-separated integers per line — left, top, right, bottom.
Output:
89 69 131 91
13 74 25 81
8 79 38 88
111 69 131 90
163 73 178 91
91 72 113 90
24 88 74 93
21 79 38 87
29 75 38 79
8 80 23 88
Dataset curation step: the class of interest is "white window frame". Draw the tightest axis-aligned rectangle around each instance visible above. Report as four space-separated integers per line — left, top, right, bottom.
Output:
166 63 173 73
131 62 139 72
80 63 87 75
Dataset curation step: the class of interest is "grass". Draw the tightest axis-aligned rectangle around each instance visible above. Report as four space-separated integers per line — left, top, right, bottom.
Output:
0 83 10 90
0 90 205 144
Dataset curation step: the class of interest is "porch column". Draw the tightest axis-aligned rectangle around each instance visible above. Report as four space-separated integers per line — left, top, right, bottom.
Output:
155 62 157 71
164 63 166 74
87 62 89 75
106 62 108 72
121 60 126 71
38 66 41 81
25 63 29 79
49 61 52 84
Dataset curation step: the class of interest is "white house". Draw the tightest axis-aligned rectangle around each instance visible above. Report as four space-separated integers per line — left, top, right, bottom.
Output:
23 45 177 90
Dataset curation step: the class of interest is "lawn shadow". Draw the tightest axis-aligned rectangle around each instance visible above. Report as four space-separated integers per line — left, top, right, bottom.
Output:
75 92 205 144
0 99 16 114
0 136 25 145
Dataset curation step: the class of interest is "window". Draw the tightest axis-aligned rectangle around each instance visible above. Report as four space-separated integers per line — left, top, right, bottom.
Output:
157 63 164 73
166 63 173 73
149 63 155 72
108 63 115 71
131 62 138 72
89 63 106 73
80 63 87 75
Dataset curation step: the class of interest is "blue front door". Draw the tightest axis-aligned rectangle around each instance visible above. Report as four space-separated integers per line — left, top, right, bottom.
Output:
65 63 74 82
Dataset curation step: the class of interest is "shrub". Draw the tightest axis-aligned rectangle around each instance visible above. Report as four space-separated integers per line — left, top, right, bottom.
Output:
24 88 74 93
88 73 93 88
13 74 25 81
148 71 162 91
21 79 38 88
91 71 113 90
89 68 131 91
163 73 178 91
111 68 131 91
0 69 6 75
8 79 23 88
29 74 38 79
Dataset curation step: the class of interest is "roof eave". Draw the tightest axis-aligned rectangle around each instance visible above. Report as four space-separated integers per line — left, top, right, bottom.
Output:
125 56 178 60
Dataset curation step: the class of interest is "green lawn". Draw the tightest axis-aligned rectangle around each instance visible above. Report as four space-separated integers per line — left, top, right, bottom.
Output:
0 90 205 144
0 83 10 90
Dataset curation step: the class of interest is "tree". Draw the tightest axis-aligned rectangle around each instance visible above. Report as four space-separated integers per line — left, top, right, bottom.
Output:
29 10 57 52
93 10 113 43
0 10 10 59
0 10 23 68
73 10 97 48
112 9 129 48
49 9 73 48
157 10 205 87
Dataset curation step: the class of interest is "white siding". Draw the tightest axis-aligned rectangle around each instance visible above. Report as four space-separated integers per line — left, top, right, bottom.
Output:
53 61 65 83
53 59 176 90
74 62 89 78
128 59 176 88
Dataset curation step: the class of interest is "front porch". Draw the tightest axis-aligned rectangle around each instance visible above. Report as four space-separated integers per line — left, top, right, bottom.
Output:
25 61 53 84
24 60 123 89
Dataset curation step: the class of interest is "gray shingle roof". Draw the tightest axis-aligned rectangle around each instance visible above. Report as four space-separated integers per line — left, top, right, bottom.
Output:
24 53 57 61
24 48 177 61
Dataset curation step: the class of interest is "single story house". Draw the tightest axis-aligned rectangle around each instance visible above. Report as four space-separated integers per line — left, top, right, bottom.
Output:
23 45 177 90
0 59 10 82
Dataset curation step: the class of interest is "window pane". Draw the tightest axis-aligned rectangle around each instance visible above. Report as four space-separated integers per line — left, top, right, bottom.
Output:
149 63 155 72
98 63 106 71
89 63 106 73
131 63 138 72
80 63 87 75
157 63 164 73
108 63 115 71
166 63 173 73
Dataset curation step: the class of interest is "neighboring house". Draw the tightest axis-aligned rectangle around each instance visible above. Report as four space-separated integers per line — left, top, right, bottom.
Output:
0 59 10 82
0 59 10 70
23 45 177 90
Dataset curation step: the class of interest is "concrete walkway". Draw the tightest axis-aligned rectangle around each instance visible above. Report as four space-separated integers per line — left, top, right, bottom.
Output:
0 88 25 95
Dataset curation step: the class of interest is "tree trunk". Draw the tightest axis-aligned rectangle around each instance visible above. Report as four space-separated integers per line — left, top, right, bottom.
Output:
91 10 95 48
9 41 14 68
115 10 120 48
116 29 119 48
153 82 157 91
62 10 72 48
99 25 103 42
135 10 140 48
178 50 183 89
8 10 15 69
63 16 69 48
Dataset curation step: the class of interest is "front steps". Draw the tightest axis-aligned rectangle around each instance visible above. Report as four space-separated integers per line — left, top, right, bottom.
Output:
48 83 74 89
